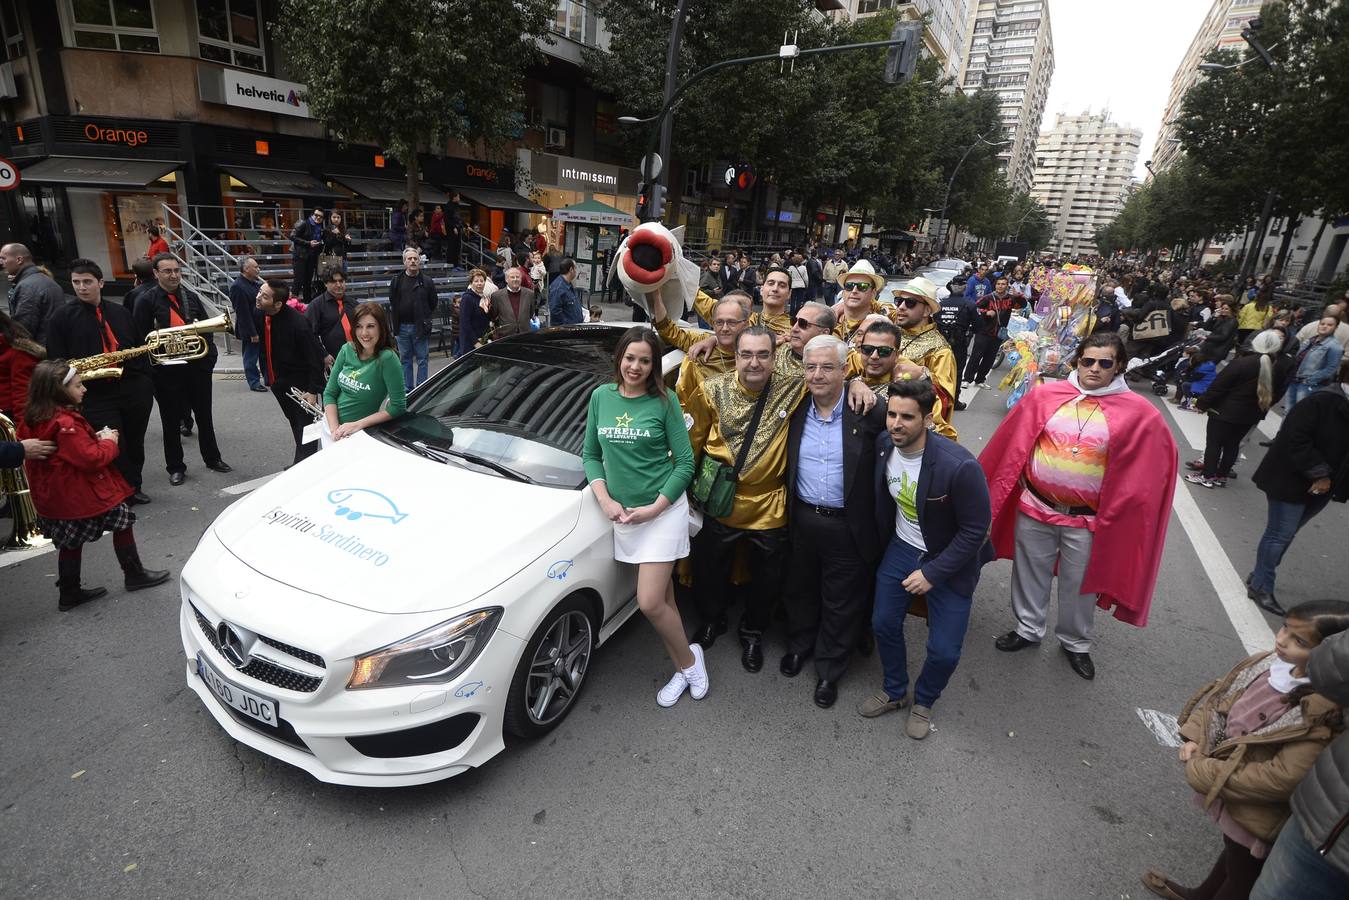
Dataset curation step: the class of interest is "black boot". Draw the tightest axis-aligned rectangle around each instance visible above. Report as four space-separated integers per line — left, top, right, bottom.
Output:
115 543 171 591
57 555 107 612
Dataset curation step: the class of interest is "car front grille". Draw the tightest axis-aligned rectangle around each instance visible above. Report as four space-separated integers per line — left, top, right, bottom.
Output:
192 604 325 693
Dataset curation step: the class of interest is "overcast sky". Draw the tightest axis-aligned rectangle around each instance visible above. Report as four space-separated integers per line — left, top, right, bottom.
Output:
1039 0 1216 178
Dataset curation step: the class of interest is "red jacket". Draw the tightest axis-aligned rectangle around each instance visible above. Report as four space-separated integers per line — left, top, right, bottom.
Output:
978 378 1178 627
19 408 132 519
145 236 170 259
0 335 42 423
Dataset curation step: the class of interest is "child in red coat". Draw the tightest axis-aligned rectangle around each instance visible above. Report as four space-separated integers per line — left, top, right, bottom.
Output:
20 360 169 611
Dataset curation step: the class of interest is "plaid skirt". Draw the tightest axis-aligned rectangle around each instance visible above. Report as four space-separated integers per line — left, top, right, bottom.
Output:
37 504 136 551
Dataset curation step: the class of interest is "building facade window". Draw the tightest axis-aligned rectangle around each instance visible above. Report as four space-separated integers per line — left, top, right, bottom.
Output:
552 0 598 47
196 0 264 71
0 0 24 60
67 0 159 53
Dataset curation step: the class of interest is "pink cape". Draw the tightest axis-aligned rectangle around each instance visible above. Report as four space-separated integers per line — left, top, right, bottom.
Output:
979 379 1178 627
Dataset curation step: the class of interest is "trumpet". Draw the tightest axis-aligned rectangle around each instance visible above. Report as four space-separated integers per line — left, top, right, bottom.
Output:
286 387 323 420
0 412 41 549
72 312 234 381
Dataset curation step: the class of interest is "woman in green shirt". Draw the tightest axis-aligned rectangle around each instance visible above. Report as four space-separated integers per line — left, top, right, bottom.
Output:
582 326 705 707
322 302 408 442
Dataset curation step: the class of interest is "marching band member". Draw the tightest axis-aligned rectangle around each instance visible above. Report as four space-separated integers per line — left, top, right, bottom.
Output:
255 280 325 466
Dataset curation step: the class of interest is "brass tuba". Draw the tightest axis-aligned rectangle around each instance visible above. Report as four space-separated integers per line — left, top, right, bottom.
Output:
72 312 234 381
0 412 42 549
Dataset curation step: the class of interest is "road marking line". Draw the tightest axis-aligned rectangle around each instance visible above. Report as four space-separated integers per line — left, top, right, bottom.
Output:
1136 708 1182 748
1257 409 1282 440
220 473 278 496
0 537 54 569
1161 400 1275 655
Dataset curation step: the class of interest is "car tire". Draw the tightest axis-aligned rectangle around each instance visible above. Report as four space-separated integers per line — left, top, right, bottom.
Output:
503 595 596 739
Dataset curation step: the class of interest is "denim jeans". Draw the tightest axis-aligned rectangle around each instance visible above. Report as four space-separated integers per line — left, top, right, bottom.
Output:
1284 382 1319 410
872 537 974 708
240 339 263 389
1251 818 1349 900
1250 494 1329 593
396 323 428 391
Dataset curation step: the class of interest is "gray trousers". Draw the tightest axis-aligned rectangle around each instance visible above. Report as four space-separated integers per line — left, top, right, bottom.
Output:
1010 511 1097 652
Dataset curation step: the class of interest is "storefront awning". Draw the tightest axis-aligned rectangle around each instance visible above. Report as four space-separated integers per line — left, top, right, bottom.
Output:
552 199 633 227
21 157 179 188
330 175 449 205
457 187 549 214
220 166 345 199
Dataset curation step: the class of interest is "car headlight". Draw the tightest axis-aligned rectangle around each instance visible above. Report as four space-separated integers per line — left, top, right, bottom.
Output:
347 608 501 690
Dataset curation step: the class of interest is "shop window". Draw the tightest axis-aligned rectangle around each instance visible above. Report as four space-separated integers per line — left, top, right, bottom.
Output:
195 0 265 72
68 0 159 53
1 0 25 60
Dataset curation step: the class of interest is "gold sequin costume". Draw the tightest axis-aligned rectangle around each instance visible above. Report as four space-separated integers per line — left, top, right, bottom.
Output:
684 370 805 531
654 314 736 406
895 321 959 441
693 291 790 337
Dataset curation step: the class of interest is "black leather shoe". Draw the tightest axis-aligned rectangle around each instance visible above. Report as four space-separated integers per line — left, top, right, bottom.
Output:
127 490 151 506
1258 439 1273 447
814 679 838 709
995 631 1039 652
1061 646 1096 680
954 399 968 411
741 638 764 673
169 472 186 486
180 424 193 437
692 619 727 649
205 460 233 474
779 652 809 677
1247 585 1286 616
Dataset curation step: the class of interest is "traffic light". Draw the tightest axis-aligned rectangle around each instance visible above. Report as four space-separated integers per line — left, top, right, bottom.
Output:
883 20 922 84
637 182 666 222
637 182 650 221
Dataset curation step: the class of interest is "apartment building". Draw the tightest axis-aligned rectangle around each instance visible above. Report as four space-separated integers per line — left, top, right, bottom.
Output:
1150 0 1266 173
1032 111 1141 257
958 0 1054 195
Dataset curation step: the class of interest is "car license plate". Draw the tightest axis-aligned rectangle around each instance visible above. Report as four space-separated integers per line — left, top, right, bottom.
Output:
197 652 279 727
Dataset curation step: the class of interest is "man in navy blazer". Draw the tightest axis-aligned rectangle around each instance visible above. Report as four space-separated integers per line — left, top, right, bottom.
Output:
859 379 993 740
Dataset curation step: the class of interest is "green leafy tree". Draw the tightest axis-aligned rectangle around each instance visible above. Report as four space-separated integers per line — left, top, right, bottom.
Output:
275 0 554 204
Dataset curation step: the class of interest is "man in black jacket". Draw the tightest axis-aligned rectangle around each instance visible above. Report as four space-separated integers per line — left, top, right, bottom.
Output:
2 243 65 343
228 256 265 392
860 379 993 740
255 280 326 466
936 276 977 406
1247 374 1349 614
387 247 436 391
781 333 887 708
306 268 357 366
289 208 325 302
46 258 154 504
133 253 231 486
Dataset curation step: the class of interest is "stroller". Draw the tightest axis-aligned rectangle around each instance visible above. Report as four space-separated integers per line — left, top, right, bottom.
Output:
1125 330 1206 396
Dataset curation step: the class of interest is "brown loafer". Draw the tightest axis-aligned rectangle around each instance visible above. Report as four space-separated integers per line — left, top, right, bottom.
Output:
1141 869 1190 900
857 690 909 718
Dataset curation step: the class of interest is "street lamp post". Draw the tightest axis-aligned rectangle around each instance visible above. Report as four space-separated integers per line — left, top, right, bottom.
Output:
933 131 1010 255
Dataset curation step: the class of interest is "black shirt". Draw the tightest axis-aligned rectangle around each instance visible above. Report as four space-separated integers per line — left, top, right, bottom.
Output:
305 291 357 359
255 304 325 393
46 299 150 382
132 284 219 370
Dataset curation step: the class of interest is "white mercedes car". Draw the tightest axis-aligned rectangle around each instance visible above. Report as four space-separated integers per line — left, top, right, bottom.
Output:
181 326 682 786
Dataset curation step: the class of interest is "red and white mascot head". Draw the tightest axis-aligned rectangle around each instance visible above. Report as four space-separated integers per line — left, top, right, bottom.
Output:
610 222 701 320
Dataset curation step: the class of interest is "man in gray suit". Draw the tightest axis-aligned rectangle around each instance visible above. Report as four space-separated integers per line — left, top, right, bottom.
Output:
482 265 536 339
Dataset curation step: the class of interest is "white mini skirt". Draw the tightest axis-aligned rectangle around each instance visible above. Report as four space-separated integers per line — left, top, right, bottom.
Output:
613 493 691 564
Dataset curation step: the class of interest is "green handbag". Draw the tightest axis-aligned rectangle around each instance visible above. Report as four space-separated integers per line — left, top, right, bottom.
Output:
688 375 773 519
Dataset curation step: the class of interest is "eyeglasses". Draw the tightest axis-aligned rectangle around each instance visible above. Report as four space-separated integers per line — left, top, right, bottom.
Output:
894 297 925 309
843 281 873 292
713 318 747 329
793 316 824 330
1078 356 1116 370
860 344 896 358
736 350 773 362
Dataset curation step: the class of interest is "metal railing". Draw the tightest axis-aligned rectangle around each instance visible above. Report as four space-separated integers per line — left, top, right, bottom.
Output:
161 203 236 315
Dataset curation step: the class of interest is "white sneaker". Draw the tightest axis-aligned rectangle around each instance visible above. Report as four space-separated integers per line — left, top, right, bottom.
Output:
683 643 709 700
657 669 688 707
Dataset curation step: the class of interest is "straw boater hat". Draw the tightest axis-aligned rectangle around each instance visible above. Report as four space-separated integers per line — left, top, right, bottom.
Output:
892 275 940 313
837 259 886 293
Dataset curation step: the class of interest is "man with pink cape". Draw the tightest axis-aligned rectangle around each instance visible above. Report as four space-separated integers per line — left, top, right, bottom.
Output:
980 332 1177 680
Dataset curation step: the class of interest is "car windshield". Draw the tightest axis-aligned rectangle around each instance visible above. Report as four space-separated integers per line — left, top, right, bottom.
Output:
378 352 600 489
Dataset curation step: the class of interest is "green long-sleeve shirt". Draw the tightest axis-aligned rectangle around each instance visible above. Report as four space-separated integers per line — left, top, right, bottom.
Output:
322 343 408 424
582 384 695 508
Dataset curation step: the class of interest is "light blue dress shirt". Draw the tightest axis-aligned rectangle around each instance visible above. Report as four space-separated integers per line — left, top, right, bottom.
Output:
796 390 845 508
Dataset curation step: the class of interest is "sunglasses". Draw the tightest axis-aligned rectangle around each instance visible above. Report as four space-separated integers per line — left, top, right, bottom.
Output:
860 344 896 358
843 281 873 292
895 297 925 309
793 316 824 330
1078 356 1116 369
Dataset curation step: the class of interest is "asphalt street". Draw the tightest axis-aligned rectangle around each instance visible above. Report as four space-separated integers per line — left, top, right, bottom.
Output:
1 336 1340 900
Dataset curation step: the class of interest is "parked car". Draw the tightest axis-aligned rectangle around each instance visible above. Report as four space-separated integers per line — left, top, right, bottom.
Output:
180 326 684 786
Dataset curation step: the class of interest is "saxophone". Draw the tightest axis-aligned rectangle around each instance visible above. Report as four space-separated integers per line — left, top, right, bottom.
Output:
0 412 41 549
71 313 234 381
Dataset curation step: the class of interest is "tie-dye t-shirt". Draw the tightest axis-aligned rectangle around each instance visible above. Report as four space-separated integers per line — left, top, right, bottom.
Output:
1020 396 1108 529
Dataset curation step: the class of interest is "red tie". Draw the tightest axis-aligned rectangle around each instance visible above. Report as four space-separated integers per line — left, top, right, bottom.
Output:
94 305 118 352
336 298 352 342
264 315 276 384
166 293 186 327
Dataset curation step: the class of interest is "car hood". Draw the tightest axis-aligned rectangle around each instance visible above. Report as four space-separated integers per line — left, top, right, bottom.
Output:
210 432 583 614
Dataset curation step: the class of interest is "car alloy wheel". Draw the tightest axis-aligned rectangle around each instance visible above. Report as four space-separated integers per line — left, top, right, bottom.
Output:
504 598 595 739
